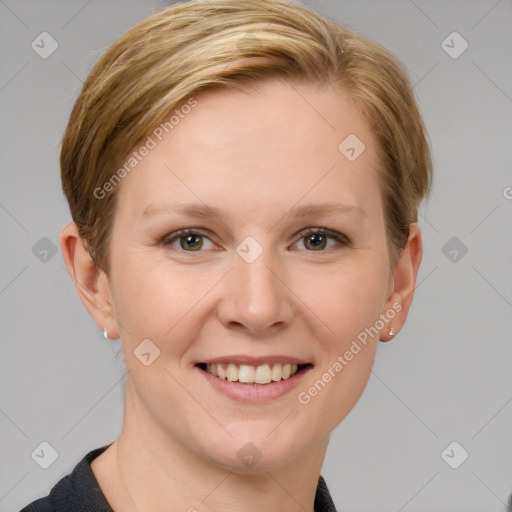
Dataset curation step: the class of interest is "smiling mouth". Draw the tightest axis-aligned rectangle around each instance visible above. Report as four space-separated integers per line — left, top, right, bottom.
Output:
196 362 312 385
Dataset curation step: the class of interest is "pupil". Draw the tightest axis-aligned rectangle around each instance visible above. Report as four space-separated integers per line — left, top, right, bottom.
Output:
307 234 326 250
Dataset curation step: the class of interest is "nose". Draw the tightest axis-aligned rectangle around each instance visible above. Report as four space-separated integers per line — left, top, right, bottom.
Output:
216 245 294 335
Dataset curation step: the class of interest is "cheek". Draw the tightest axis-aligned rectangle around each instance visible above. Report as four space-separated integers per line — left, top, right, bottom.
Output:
296 259 388 423
290 258 388 341
111 257 218 350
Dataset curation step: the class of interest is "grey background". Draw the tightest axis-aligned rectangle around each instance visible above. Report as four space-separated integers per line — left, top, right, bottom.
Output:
1 0 511 511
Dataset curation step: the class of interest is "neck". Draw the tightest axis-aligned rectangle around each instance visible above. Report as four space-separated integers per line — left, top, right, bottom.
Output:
95 390 329 511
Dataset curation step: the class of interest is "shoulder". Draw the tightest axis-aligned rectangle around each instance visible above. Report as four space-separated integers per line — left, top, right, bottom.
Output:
17 444 113 512
18 471 76 512
18 495 56 512
18 496 54 512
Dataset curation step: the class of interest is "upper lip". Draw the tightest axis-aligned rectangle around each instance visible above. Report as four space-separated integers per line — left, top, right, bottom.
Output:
197 355 312 366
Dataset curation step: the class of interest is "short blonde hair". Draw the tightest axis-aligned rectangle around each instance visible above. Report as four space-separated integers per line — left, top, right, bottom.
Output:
61 0 433 274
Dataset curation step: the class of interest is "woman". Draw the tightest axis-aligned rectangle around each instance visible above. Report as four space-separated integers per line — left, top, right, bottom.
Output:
20 0 432 510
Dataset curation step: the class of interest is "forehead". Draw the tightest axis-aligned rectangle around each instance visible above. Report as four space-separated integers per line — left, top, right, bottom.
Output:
116 78 382 222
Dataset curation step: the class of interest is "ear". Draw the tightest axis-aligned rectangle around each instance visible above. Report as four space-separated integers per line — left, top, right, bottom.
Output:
60 221 119 339
379 222 423 342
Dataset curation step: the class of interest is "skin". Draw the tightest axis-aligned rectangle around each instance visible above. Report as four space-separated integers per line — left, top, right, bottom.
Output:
61 78 422 511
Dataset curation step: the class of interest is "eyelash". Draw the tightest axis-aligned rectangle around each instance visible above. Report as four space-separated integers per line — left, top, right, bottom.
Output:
160 227 351 253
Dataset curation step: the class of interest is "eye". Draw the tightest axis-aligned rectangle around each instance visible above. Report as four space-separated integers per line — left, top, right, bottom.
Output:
160 227 350 253
162 229 216 252
293 228 350 251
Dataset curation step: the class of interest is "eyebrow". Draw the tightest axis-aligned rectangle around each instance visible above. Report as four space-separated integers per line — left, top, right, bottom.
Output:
142 202 366 220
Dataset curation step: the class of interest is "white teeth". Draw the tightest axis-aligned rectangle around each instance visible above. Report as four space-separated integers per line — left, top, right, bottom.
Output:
205 362 300 384
271 363 281 381
238 364 255 383
254 364 272 384
226 363 238 382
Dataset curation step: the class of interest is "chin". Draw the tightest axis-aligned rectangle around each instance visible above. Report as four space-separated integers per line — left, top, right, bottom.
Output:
197 427 315 474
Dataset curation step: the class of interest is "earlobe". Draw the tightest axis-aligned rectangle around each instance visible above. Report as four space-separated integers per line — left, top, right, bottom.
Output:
60 221 119 339
380 222 423 342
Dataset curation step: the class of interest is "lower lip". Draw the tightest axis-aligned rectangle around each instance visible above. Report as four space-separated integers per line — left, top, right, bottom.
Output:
196 366 311 403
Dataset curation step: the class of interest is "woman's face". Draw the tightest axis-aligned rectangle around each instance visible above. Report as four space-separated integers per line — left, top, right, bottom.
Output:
102 79 415 471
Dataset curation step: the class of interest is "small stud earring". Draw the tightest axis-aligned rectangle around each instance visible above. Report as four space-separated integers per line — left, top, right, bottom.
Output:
388 327 395 336
103 327 108 339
